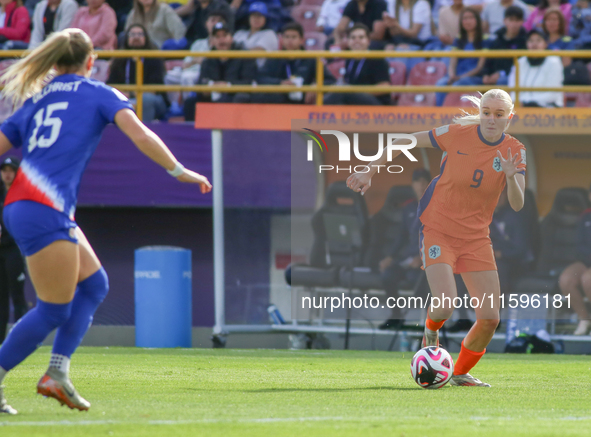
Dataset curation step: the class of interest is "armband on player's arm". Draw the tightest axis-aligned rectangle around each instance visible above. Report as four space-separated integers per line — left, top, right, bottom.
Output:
167 162 185 177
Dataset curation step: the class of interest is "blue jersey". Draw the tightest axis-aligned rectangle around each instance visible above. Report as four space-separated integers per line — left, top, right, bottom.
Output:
0 74 133 219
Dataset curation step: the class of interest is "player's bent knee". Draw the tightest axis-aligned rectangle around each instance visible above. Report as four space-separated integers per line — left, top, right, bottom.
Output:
78 267 109 304
581 271 591 288
477 318 500 332
37 300 73 327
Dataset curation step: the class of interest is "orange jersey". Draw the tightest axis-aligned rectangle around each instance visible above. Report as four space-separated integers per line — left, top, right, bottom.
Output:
419 124 526 239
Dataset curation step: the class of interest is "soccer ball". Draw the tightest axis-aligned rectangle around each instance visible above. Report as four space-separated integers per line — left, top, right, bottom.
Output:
410 346 454 389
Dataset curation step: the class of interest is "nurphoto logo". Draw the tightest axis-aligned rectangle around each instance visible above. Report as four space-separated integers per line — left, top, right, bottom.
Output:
303 129 418 174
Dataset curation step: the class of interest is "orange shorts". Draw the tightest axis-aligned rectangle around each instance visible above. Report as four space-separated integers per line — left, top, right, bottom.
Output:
419 224 497 274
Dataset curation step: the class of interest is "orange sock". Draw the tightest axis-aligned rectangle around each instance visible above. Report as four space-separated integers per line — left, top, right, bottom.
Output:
425 314 446 331
454 340 486 375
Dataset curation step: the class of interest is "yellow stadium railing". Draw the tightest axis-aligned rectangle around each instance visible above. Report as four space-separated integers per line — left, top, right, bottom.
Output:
0 49 588 119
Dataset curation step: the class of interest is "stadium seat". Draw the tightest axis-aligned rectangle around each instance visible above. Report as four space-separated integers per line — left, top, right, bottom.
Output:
574 93 591 108
514 187 591 296
90 59 111 83
326 59 346 83
407 61 447 86
388 60 406 104
442 92 480 107
304 32 327 51
290 181 370 288
398 93 437 106
364 185 415 270
291 6 322 33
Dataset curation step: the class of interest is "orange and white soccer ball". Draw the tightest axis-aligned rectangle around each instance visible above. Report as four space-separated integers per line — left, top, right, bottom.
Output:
410 346 454 389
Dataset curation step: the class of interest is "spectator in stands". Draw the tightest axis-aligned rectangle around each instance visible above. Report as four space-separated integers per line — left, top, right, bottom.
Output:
543 8 574 66
229 0 281 32
183 21 256 120
125 0 186 48
107 24 169 122
570 0 591 40
378 168 430 330
434 0 488 17
164 9 225 105
437 0 463 46
70 0 117 50
324 24 390 105
524 0 572 31
543 8 574 48
435 8 487 106
317 0 349 36
482 0 529 34
382 0 432 46
482 6 527 86
558 184 591 336
232 2 278 68
0 0 30 49
29 0 78 48
508 28 564 107
106 0 133 33
176 0 233 45
489 186 530 295
253 22 335 104
335 0 388 46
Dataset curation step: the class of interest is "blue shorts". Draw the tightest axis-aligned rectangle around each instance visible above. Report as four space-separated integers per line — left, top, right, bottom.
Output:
3 200 78 256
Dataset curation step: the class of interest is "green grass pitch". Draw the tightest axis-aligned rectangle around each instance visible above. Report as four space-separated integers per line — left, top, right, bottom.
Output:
0 347 590 437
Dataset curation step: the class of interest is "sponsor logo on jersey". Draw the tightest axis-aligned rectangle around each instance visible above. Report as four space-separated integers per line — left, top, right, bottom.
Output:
520 149 526 165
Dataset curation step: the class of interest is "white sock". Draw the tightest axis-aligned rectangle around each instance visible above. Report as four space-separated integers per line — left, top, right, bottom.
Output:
0 367 7 385
49 354 70 376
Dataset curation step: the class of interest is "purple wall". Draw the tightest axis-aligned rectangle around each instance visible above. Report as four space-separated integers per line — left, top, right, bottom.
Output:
12 123 296 327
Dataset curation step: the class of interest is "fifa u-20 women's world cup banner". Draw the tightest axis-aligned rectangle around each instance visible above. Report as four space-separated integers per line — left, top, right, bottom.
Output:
195 104 591 135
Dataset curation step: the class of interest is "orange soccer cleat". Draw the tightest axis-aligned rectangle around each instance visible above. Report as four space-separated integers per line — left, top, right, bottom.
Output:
37 368 90 411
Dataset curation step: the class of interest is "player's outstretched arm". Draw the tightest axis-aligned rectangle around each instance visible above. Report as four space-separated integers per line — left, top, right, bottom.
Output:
346 130 432 195
114 109 212 194
0 132 14 156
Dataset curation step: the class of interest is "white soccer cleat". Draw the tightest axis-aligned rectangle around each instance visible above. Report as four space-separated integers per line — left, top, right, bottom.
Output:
573 320 591 336
449 373 491 387
422 326 439 348
0 386 17 415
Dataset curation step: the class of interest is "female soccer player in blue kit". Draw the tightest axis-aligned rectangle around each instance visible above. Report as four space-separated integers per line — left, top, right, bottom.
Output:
0 29 212 415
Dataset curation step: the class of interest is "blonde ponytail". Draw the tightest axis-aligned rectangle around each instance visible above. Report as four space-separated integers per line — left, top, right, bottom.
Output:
1 29 94 106
453 89 515 126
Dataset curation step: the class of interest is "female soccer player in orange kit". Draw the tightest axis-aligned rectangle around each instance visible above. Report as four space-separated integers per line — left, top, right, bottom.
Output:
347 89 526 387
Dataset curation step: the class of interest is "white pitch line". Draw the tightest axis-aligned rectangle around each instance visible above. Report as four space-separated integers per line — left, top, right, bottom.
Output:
0 417 345 427
2 416 591 427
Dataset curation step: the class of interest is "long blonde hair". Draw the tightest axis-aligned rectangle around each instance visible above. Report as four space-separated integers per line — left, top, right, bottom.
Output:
1 29 94 106
453 89 515 127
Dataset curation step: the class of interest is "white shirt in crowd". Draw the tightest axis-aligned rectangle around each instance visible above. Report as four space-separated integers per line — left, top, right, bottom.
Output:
508 56 564 108
317 0 350 30
482 0 530 34
386 0 432 41
233 28 279 67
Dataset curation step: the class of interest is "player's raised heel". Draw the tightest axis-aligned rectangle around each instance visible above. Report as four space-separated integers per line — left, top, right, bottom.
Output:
422 326 439 348
36 368 90 411
0 386 17 415
449 373 491 387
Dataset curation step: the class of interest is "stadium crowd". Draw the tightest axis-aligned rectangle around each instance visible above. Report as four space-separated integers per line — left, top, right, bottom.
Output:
0 0 588 120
